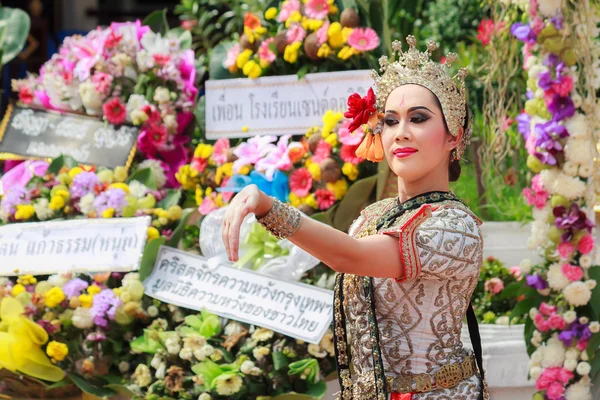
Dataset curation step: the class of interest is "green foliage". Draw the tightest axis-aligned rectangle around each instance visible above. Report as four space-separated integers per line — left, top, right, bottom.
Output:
0 6 30 66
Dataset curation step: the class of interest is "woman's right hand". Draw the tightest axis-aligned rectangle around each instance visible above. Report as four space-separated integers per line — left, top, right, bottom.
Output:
221 185 273 262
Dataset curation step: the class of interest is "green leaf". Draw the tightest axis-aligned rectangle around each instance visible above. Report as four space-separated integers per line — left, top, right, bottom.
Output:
297 65 310 80
67 373 117 397
199 309 222 337
139 237 166 281
305 380 327 399
587 333 600 360
127 168 157 190
157 189 182 209
167 27 193 50
105 383 135 397
192 360 223 389
497 281 525 300
0 7 30 65
591 352 600 380
185 314 203 329
510 295 540 320
130 331 163 354
167 208 194 248
143 8 169 35
272 351 290 371
47 155 78 174
341 0 358 9
209 42 235 80
588 266 600 320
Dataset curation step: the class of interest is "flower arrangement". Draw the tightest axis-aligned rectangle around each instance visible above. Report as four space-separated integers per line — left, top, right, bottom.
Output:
125 311 335 399
222 2 380 79
176 110 375 217
11 21 198 184
471 256 525 325
0 156 184 244
511 1 600 399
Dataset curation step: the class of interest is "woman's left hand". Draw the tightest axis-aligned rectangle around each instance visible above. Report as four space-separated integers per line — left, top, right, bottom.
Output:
221 184 272 262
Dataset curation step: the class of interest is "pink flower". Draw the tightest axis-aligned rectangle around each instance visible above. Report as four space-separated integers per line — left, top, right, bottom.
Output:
577 235 594 255
233 135 277 173
278 0 300 22
340 144 362 165
535 373 552 390
305 0 330 20
181 20 198 31
102 97 127 125
557 368 573 384
577 338 588 351
290 168 313 197
534 314 550 332
347 28 380 52
258 38 276 65
104 29 123 49
526 134 537 155
561 263 583 282
557 242 575 259
287 23 306 44
153 53 171 67
539 302 557 316
198 195 216 215
315 189 336 210
522 174 549 209
137 123 168 158
312 141 331 163
548 314 566 330
317 21 330 45
477 19 496 46
508 266 522 279
18 87 34 104
545 382 564 400
191 158 208 173
213 138 230 166
255 135 294 180
225 43 241 69
552 76 573 97
92 72 113 96
338 120 365 145
484 277 504 295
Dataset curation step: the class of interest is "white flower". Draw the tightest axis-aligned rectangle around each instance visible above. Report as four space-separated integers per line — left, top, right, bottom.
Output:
495 316 510 325
565 348 580 360
147 305 159 317
155 362 166 379
520 258 532 275
579 317 589 324
154 87 171 104
547 263 570 291
529 220 550 249
136 50 155 72
531 338 541 347
564 359 578 371
572 93 583 108
533 330 543 342
580 255 592 269
589 322 600 333
33 198 53 220
531 348 543 363
240 360 262 376
224 321 245 336
528 64 547 79
253 346 270 360
78 193 96 215
79 81 104 114
563 310 578 324
553 173 586 200
128 181 149 199
564 112 589 139
47 274 69 288
565 379 592 400
118 361 130 373
524 55 538 70
540 169 560 192
562 161 578 176
164 114 178 133
165 336 181 355
150 354 163 369
132 364 152 388
529 307 540 320
534 88 545 99
537 0 563 17
137 160 167 188
563 281 592 306
530 366 542 379
214 374 243 396
179 347 194 360
72 307 94 329
198 394 212 400
194 344 215 361
251 328 274 342
541 337 566 368
586 280 597 290
565 138 593 166
126 94 148 114
308 343 328 358
576 361 591 376
578 163 593 178
538 288 551 296
581 350 589 360
131 109 148 125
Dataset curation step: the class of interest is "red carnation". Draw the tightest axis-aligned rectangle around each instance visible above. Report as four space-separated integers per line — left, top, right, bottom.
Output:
344 87 376 133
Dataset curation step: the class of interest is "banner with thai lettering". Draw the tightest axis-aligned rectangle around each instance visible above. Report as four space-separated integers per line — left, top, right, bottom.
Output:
143 246 334 344
205 70 372 139
0 216 150 275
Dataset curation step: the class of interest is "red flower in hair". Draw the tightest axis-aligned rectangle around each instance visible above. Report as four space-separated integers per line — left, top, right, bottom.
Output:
344 87 376 133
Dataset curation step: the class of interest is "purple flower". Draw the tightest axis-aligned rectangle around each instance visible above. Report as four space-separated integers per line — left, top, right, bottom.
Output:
93 188 127 215
533 121 568 166
554 203 594 242
550 17 563 30
559 321 592 346
558 330 575 346
526 274 548 290
537 70 554 91
526 90 535 100
1 187 30 214
37 320 58 334
86 332 107 342
548 95 575 122
517 113 531 140
90 289 122 328
62 278 89 299
543 54 561 68
511 22 537 43
70 172 99 199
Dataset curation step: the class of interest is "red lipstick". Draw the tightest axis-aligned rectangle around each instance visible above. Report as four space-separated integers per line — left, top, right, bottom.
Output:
393 147 418 158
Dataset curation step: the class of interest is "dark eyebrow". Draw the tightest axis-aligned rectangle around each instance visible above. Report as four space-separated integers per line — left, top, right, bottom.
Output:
385 106 435 115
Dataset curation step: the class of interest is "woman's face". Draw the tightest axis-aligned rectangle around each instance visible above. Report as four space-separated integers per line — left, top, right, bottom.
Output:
381 84 461 183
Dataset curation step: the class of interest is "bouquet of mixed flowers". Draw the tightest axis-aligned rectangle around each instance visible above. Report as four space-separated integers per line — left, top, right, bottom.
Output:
222 1 380 79
126 310 335 400
175 110 375 217
11 21 199 183
471 256 526 325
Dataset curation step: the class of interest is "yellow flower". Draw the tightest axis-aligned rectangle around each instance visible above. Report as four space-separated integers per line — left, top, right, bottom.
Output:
113 166 128 182
338 45 357 60
195 187 203 206
79 294 93 308
167 205 183 221
87 285 101 296
243 60 263 79
45 287 65 308
328 22 344 48
194 144 214 159
238 165 251 175
55 189 70 201
342 162 359 181
329 4 339 14
175 165 200 190
68 167 83 179
216 163 234 185
112 287 122 297
46 341 68 363
284 42 302 64
305 126 320 137
48 196 65 211
102 208 115 218
109 182 129 194
11 284 26 296
317 43 332 58
285 11 303 28
304 194 318 209
147 227 160 241
327 179 348 200
243 25 267 43
242 125 249 133
288 193 302 208
303 18 324 31
14 204 35 220
321 110 343 138
307 163 321 181
17 275 36 285
215 194 225 207
325 133 338 147
236 49 254 69
341 27 353 42
205 187 213 197
265 7 278 20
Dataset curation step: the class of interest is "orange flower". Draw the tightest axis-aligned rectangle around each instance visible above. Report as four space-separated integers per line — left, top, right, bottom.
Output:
289 145 307 164
244 12 261 30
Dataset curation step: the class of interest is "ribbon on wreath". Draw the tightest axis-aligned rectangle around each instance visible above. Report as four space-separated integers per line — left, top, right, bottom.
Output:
233 223 289 270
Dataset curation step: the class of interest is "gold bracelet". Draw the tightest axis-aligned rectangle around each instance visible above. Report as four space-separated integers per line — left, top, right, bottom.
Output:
257 198 302 239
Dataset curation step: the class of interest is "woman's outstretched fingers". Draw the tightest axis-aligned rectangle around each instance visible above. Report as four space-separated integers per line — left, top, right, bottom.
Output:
229 203 247 261
222 211 232 261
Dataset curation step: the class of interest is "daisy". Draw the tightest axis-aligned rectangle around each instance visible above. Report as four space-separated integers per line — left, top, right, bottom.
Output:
347 28 380 52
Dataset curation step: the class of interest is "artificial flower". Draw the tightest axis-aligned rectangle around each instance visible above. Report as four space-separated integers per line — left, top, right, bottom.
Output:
344 88 376 132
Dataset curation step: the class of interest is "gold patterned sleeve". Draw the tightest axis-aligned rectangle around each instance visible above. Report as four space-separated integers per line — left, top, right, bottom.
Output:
383 205 483 282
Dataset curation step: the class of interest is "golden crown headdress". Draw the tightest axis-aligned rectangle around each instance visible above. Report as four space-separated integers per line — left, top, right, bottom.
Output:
346 36 472 162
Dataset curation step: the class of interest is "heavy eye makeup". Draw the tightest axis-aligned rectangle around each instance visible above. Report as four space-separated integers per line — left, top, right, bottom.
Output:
383 112 430 127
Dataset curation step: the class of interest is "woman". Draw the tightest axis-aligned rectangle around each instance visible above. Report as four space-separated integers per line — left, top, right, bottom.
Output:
221 36 488 400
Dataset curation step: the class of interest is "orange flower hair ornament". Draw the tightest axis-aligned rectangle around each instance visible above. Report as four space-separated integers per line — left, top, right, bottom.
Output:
344 87 384 162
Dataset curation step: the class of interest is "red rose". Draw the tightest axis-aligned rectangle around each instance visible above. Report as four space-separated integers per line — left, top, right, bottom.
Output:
344 87 376 133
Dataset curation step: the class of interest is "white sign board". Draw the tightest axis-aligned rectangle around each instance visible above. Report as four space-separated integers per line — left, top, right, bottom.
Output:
0 216 150 275
205 70 373 139
143 246 333 344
